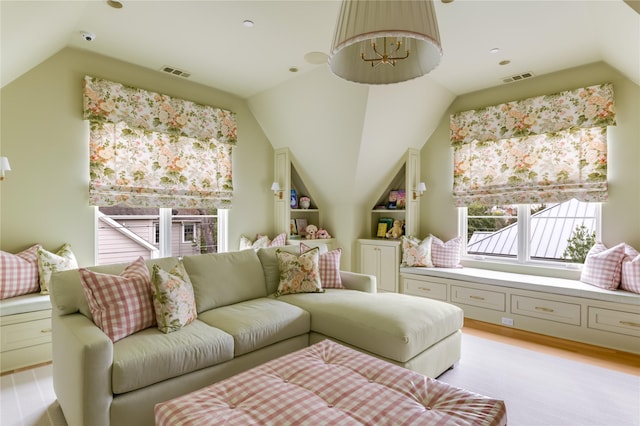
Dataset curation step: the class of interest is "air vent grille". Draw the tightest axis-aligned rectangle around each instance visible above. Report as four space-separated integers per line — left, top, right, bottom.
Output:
502 72 534 83
160 66 191 78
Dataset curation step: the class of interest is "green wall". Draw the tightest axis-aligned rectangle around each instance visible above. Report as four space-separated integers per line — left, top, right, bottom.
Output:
0 48 274 266
420 62 640 276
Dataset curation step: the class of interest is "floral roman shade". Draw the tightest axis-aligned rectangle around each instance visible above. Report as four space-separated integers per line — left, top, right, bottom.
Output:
83 75 237 209
450 83 615 206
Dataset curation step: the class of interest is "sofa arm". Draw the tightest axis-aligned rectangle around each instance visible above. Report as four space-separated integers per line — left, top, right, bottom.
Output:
340 271 377 293
52 313 113 426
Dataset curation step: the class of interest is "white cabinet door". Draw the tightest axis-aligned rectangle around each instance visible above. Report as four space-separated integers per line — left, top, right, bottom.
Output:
359 240 399 292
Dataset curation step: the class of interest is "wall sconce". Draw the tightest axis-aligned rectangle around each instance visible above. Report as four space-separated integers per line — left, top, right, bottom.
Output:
0 157 11 181
270 182 283 199
413 182 427 200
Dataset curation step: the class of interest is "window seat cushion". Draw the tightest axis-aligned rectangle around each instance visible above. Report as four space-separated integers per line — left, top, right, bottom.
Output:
400 266 640 306
0 293 52 317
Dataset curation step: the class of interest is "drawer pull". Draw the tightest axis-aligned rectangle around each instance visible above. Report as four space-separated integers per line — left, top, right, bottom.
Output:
41 328 52 334
418 287 431 292
535 306 554 313
619 321 640 328
469 295 485 301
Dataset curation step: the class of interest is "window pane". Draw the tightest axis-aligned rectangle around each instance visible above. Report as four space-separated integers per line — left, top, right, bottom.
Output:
97 206 160 265
466 204 518 258
173 209 218 256
97 206 220 265
529 199 596 263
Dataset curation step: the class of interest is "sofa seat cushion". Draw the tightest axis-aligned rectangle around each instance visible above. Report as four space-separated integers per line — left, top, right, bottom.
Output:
275 290 463 363
197 298 310 356
112 319 234 394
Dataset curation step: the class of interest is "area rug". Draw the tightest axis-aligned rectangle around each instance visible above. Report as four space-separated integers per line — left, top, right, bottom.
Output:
438 333 640 426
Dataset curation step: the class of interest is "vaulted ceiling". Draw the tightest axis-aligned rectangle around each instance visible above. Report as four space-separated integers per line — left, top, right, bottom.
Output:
2 1 639 234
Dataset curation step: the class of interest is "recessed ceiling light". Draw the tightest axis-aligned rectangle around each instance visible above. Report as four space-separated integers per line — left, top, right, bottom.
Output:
499 60 511 66
441 0 455 3
304 52 329 65
489 48 500 54
289 67 299 73
242 20 254 28
107 0 123 9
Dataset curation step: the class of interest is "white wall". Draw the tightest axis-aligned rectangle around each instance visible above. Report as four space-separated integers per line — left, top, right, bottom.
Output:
0 48 274 265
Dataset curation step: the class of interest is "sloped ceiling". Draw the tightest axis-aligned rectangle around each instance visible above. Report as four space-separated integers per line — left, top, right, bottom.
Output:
2 1 639 239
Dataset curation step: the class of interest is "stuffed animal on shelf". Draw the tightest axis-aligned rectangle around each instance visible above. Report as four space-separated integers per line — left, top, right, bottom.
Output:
305 224 318 239
386 219 404 239
316 228 331 239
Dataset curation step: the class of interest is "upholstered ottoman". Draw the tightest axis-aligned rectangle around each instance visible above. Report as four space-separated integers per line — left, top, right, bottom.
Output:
155 340 506 425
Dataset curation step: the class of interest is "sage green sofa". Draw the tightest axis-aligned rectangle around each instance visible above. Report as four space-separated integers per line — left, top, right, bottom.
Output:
49 246 463 426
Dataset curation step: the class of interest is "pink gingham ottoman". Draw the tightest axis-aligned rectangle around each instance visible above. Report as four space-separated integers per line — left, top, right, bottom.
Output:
155 340 507 425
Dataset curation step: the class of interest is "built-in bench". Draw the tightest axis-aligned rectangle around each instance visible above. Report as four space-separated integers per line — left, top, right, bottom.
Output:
400 267 640 355
0 293 52 373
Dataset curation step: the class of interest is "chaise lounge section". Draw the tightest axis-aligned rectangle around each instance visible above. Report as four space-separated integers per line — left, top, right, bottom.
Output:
49 246 463 426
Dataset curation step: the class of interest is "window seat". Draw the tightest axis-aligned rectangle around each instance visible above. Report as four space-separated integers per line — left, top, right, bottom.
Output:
0 293 52 373
399 267 640 354
399 267 640 306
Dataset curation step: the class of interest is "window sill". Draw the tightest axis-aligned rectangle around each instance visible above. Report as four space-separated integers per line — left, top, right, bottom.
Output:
460 256 582 281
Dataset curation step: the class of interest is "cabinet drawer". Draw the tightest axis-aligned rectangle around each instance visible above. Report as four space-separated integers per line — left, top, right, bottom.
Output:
403 278 447 301
451 285 505 311
1 317 52 352
588 307 640 337
511 295 581 325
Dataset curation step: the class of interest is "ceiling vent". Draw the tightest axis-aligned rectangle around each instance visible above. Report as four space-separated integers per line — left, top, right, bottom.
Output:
502 71 534 84
160 66 191 78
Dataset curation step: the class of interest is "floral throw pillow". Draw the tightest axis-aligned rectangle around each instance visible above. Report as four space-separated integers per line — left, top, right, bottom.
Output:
239 235 270 251
151 262 198 333
300 243 343 289
580 242 625 290
79 257 156 342
620 244 640 294
431 235 462 268
0 244 41 299
275 247 323 296
401 236 434 267
37 243 79 294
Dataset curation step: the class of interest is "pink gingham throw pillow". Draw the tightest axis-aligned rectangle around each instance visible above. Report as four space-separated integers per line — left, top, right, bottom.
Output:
268 233 287 247
620 244 640 294
0 244 41 299
301 242 343 288
580 242 625 290
79 257 156 342
431 235 462 268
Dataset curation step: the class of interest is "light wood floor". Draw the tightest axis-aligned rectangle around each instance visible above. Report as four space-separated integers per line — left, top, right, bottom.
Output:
463 318 640 376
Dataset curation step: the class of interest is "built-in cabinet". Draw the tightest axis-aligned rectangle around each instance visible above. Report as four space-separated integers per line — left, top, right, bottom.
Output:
359 239 400 292
401 269 640 354
358 148 421 292
0 309 52 373
273 148 325 243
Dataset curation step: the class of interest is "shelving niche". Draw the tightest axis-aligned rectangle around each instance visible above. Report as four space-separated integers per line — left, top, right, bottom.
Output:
359 148 421 293
366 148 420 239
273 148 331 245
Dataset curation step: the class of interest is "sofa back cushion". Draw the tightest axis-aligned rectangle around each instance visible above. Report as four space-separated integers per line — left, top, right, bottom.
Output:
49 257 179 319
182 250 267 313
256 245 303 295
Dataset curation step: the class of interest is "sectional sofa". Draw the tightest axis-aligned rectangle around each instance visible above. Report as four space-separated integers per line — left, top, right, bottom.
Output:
49 245 463 426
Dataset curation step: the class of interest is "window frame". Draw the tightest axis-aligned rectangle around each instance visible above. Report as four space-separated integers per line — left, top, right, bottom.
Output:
458 203 601 273
94 208 228 265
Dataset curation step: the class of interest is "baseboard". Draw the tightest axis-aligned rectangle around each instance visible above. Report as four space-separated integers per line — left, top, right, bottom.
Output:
463 318 640 375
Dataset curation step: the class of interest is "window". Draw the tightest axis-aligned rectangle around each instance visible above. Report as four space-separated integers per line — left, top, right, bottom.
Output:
461 199 599 265
96 206 227 265
182 223 196 243
84 76 236 266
